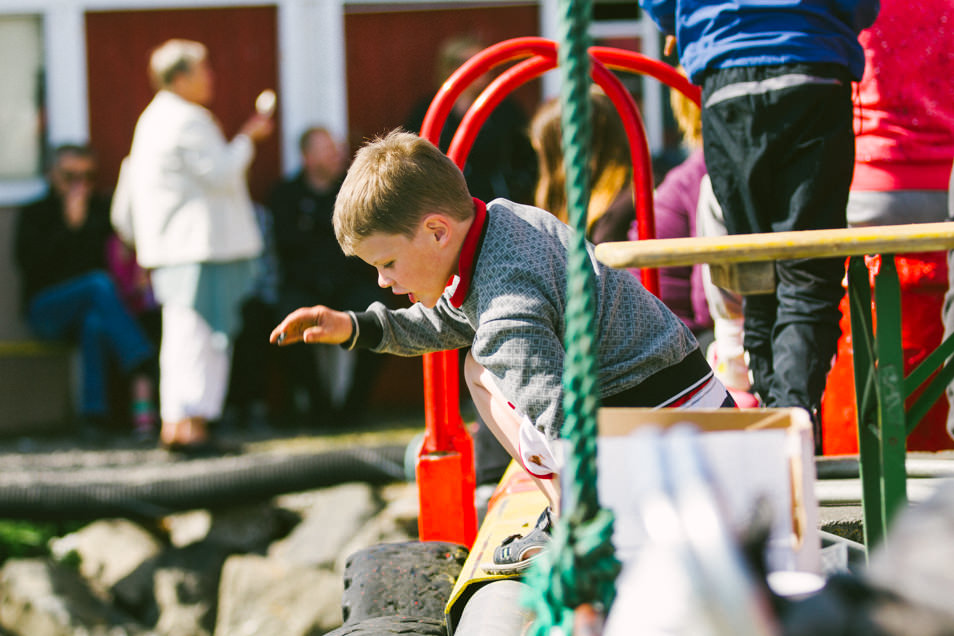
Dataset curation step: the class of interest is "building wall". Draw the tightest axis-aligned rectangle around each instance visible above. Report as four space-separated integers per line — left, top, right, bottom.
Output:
343 3 541 149
85 6 282 201
0 206 30 341
0 1 666 419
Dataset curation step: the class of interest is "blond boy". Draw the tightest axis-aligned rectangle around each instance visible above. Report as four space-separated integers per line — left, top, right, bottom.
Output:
271 129 733 571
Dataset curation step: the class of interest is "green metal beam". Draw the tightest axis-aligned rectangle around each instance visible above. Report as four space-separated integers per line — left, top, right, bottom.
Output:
872 257 908 535
903 331 954 398
905 350 954 434
847 256 884 554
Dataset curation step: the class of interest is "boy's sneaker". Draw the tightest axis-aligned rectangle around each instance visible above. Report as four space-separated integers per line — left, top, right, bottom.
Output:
483 506 552 574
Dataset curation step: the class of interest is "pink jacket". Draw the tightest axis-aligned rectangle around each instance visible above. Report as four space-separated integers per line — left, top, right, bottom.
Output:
852 0 954 191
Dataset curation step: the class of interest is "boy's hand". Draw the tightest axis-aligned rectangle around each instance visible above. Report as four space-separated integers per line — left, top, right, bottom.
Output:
270 305 352 346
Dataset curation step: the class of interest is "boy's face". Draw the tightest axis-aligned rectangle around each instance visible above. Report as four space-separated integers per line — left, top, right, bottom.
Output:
353 216 456 308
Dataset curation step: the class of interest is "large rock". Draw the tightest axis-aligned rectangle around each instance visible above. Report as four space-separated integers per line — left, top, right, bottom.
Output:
0 558 148 635
152 542 229 636
334 483 419 573
50 518 163 612
163 504 297 552
269 484 378 568
0 482 417 634
214 554 342 636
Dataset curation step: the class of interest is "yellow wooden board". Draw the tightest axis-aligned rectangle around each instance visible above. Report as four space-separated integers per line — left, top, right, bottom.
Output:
445 462 548 631
595 221 954 270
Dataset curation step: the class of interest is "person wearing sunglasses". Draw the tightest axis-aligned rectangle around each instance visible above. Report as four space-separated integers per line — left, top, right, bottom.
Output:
14 144 158 441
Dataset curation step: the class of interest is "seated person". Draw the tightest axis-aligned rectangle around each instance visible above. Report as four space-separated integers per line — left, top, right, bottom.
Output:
267 126 385 426
271 130 735 573
14 144 157 438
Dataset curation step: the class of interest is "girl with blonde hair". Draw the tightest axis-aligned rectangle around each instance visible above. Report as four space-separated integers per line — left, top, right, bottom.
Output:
530 88 634 244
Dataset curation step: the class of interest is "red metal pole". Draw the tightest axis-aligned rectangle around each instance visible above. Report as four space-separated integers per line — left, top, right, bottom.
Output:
590 56 658 296
418 349 475 544
446 40 558 163
589 46 701 107
416 38 564 546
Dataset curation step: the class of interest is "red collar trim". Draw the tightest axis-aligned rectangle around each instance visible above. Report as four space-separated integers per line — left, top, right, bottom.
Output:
449 198 487 308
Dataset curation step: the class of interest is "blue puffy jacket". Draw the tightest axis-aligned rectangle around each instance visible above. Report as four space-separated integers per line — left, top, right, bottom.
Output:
639 0 880 83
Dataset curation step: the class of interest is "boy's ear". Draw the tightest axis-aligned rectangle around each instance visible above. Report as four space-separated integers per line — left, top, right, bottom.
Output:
421 213 452 245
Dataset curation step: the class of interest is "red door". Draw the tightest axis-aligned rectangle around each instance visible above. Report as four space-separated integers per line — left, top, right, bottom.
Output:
343 4 541 150
85 7 281 202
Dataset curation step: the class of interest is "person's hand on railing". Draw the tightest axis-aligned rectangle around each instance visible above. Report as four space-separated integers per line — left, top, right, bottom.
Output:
664 35 677 57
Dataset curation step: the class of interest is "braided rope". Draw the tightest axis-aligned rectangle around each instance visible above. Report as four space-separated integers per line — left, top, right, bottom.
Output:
523 1 621 632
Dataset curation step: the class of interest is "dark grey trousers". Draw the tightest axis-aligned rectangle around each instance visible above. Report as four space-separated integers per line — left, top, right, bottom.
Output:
701 62 855 424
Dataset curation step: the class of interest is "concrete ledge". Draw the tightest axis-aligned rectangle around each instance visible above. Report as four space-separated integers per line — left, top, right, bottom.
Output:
0 340 72 356
818 504 864 545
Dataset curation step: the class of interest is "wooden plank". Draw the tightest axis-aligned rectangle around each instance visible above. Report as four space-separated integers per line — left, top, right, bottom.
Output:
445 462 547 631
595 222 954 269
0 340 71 357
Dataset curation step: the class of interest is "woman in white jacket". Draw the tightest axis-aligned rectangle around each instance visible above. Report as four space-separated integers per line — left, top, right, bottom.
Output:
113 39 273 450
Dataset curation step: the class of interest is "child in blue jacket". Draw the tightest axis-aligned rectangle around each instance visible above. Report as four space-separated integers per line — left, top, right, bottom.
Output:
640 0 879 444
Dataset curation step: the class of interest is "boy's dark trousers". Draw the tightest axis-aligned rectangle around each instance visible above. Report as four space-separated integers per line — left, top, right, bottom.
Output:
700 62 855 424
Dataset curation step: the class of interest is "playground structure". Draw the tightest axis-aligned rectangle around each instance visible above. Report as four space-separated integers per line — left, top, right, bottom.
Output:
597 221 954 549
412 33 954 557
399 5 954 630
412 35 701 549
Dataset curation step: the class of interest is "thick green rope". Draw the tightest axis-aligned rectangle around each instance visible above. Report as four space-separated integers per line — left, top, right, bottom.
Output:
522 1 621 632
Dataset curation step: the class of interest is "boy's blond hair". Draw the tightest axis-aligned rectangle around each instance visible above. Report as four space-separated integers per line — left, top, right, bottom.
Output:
333 129 474 255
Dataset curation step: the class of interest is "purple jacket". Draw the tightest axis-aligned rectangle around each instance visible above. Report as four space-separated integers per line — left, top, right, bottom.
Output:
629 149 712 334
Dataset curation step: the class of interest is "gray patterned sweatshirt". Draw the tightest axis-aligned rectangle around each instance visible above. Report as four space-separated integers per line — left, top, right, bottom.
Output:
353 198 699 439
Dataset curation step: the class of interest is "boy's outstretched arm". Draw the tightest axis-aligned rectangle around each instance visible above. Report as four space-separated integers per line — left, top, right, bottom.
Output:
270 305 353 346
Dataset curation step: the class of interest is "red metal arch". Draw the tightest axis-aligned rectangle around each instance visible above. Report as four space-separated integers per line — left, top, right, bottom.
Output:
415 37 699 545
